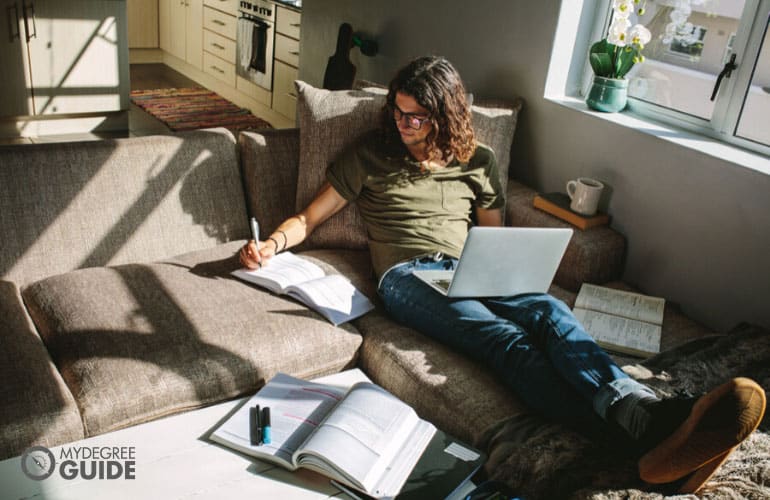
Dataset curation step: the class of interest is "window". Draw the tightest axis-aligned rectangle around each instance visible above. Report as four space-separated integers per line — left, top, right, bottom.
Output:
590 0 770 156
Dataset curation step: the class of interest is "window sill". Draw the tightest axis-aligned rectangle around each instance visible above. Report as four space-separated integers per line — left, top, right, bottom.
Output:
545 94 770 177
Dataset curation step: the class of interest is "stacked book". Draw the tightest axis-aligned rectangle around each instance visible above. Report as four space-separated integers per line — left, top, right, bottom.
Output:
533 192 610 230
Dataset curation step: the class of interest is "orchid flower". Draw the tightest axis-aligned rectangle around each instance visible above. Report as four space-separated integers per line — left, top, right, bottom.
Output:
629 24 651 47
608 19 631 46
589 0 649 79
613 0 634 19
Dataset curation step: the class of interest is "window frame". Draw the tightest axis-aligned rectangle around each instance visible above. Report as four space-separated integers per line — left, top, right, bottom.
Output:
586 0 770 158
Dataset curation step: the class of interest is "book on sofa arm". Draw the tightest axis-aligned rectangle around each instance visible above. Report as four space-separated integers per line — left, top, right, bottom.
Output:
231 251 374 326
572 283 665 358
209 372 440 499
533 192 610 230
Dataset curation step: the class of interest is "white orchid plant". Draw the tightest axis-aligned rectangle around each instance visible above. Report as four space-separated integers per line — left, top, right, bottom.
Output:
589 0 652 79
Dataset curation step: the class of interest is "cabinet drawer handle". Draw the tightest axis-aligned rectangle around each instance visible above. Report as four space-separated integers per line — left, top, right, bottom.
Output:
290 23 300 27
211 65 225 74
213 19 226 26
290 51 299 56
211 43 225 50
287 92 297 99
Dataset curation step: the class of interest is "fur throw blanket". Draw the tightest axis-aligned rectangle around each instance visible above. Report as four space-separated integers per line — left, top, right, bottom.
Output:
477 323 770 499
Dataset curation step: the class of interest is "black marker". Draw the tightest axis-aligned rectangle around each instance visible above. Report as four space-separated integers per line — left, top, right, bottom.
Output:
250 404 262 446
261 407 272 445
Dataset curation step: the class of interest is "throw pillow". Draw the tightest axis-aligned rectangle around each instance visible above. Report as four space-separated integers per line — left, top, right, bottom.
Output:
295 81 383 250
294 81 524 250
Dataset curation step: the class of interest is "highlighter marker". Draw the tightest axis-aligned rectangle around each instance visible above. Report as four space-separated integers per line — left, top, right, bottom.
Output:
261 407 272 445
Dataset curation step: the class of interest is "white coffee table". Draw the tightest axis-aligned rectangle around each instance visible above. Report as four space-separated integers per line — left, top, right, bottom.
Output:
0 370 475 500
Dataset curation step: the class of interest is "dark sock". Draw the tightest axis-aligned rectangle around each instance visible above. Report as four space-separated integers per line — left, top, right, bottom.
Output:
611 391 661 440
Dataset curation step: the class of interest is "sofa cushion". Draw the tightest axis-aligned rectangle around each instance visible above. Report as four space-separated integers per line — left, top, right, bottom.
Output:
21 242 366 437
0 128 249 288
294 81 523 250
0 281 84 460
354 309 527 447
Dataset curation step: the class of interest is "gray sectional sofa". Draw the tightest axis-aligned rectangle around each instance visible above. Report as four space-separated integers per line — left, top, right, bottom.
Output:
2 82 768 499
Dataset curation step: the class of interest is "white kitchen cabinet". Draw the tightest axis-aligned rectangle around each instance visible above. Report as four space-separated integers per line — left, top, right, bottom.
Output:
272 59 298 119
203 0 236 15
159 0 202 69
272 4 300 120
201 1 236 87
0 0 129 119
127 0 159 48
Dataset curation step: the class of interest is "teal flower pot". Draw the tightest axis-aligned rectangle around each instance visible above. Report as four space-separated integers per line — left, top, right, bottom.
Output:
586 76 628 113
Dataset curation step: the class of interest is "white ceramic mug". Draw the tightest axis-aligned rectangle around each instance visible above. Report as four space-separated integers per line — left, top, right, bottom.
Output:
566 177 604 216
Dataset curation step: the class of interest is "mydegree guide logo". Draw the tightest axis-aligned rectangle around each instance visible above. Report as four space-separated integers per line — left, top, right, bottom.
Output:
21 445 137 481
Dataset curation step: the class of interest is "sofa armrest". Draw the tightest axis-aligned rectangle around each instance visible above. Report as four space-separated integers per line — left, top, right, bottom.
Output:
505 180 626 291
239 128 300 234
0 281 84 459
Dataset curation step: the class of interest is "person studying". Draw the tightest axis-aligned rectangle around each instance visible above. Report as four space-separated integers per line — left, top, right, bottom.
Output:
237 55 766 495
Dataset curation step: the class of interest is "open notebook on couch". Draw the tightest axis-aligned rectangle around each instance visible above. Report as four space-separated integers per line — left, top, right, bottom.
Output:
231 252 374 325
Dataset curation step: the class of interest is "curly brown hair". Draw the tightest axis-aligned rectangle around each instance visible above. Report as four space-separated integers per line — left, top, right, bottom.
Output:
381 56 476 163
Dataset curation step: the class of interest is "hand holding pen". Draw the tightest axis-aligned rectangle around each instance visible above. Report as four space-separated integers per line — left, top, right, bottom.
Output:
239 217 263 269
239 217 280 270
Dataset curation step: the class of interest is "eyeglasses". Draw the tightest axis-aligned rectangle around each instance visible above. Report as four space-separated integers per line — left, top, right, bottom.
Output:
392 106 430 130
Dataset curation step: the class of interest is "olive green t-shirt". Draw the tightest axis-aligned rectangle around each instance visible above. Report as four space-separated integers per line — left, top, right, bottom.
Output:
326 131 505 278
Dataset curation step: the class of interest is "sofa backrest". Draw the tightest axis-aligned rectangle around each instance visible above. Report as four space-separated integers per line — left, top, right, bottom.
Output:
0 128 249 287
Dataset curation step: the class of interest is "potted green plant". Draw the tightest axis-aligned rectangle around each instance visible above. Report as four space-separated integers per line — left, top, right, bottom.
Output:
586 0 651 112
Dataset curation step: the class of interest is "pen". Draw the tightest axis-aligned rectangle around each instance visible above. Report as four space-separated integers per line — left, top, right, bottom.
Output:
261 407 272 445
249 217 260 250
250 404 262 446
249 217 262 268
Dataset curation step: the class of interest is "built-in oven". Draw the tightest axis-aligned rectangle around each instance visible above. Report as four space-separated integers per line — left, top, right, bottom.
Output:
237 0 275 91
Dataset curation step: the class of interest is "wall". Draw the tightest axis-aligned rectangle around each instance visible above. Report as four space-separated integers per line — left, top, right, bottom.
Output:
298 0 770 332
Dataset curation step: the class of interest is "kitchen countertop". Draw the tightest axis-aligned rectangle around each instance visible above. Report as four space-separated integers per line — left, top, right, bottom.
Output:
273 0 301 11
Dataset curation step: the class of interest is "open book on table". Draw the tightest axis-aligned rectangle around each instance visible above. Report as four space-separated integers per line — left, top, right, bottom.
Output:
231 251 374 326
573 283 665 358
209 372 438 499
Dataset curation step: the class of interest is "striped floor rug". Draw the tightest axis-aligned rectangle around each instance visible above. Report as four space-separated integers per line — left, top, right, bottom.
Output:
130 87 272 133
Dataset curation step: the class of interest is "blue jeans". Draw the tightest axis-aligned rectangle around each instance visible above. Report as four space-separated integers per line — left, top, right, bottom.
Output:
377 256 654 433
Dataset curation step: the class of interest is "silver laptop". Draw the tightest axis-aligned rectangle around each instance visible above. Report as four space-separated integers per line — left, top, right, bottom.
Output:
413 226 573 298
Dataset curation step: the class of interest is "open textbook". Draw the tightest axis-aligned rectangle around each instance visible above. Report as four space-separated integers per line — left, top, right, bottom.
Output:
573 283 665 358
231 251 374 326
209 372 437 499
